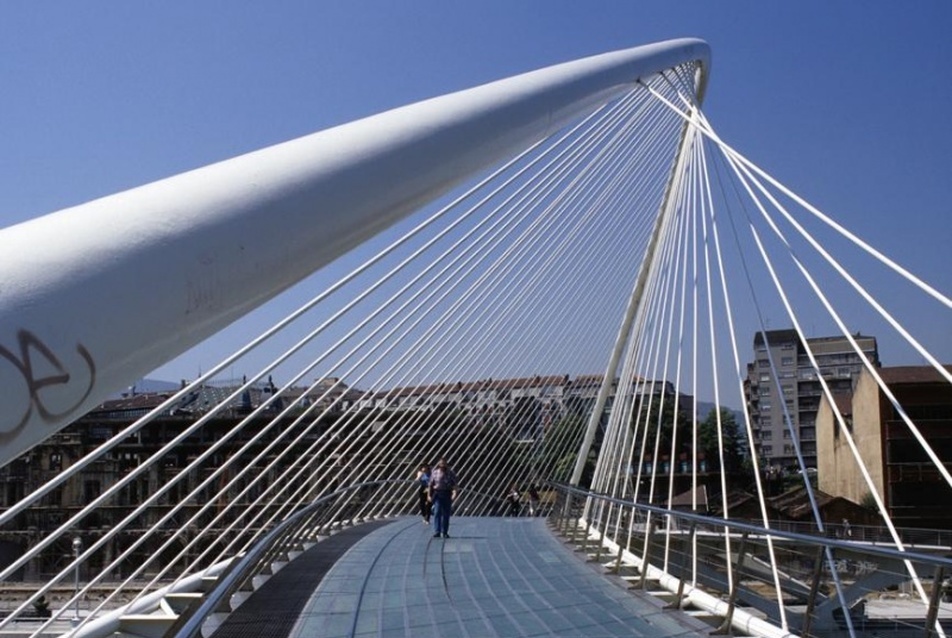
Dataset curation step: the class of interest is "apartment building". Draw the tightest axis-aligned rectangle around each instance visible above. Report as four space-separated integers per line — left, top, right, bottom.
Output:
746 329 879 471
0 371 694 577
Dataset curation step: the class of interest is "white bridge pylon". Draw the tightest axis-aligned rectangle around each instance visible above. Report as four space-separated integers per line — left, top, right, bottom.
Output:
0 38 709 467
3 36 952 638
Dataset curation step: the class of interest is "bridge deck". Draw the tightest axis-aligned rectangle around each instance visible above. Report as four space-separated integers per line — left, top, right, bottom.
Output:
213 516 711 638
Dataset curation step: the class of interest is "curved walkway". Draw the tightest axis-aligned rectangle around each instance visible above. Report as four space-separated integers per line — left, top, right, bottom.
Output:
284 516 710 638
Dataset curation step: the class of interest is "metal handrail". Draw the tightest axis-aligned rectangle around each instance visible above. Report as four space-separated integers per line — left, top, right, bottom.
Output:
172 479 406 638
550 482 952 567
548 482 952 638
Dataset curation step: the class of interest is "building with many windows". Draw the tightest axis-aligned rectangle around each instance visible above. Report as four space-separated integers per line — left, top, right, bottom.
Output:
817 365 952 530
0 372 696 578
745 329 879 472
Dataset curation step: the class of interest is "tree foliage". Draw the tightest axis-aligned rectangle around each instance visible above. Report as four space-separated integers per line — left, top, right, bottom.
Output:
698 407 744 472
536 413 597 487
630 400 748 479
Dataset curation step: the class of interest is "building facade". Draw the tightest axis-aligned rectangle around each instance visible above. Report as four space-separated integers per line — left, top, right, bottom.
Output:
746 329 879 472
0 372 694 577
817 365 952 530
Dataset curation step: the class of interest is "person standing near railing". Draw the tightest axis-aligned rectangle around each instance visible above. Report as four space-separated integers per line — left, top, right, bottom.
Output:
527 483 541 516
428 458 458 538
505 484 521 516
416 463 431 524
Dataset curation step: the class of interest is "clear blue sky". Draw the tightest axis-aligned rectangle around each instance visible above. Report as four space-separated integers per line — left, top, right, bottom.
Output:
1 2 950 388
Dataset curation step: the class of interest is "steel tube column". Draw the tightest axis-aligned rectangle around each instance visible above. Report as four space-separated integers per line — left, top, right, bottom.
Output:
0 39 709 465
570 103 703 488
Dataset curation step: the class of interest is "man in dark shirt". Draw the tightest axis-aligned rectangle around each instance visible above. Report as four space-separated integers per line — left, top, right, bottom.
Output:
428 458 458 538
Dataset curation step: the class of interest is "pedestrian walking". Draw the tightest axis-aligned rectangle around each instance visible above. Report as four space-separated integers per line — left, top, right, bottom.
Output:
527 483 541 516
428 458 458 538
415 463 431 524
505 483 521 516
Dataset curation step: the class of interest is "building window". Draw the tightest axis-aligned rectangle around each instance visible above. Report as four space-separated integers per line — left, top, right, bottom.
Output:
89 426 113 442
83 480 101 502
781 357 794 366
762 445 773 456
44 487 63 508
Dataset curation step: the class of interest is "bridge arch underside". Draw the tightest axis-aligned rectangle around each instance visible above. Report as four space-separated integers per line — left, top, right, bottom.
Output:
2 38 952 638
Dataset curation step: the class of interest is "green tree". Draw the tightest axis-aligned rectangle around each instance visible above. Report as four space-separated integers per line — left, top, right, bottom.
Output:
630 393 690 470
698 408 744 473
536 413 597 486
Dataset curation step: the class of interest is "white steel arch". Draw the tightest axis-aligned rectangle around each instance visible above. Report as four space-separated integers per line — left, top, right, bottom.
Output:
0 39 709 466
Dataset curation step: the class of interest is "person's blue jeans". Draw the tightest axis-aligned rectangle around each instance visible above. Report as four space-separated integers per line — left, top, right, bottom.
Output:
431 491 453 535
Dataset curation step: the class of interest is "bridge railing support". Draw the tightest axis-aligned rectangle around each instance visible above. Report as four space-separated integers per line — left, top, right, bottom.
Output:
548 482 952 638
801 545 826 637
925 565 946 638
666 521 696 610
713 530 749 634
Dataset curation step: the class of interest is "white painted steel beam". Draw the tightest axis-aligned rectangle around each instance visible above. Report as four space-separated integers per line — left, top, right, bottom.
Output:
0 38 709 466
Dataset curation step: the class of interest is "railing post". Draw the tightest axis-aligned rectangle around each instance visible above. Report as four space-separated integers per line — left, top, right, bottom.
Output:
667 522 696 610
594 521 606 563
714 530 749 634
559 491 569 532
548 490 561 529
800 545 826 637
561 492 574 535
637 519 655 590
580 520 591 554
611 503 633 575
611 542 626 575
595 508 611 563
925 565 945 638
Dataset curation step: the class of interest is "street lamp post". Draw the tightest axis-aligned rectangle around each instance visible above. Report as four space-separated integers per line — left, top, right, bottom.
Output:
71 537 82 626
